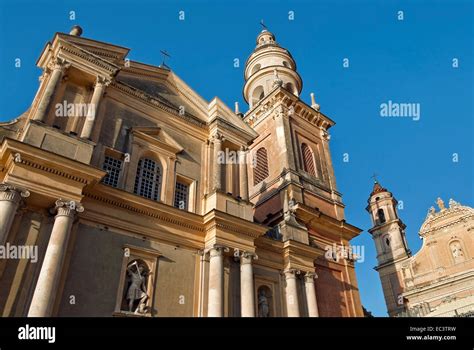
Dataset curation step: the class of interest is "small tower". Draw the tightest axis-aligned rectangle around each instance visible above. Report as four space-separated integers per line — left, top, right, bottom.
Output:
243 29 302 108
366 180 411 316
366 180 411 264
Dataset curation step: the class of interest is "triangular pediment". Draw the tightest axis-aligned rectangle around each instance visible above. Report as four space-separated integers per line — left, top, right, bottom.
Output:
131 126 184 155
56 33 130 65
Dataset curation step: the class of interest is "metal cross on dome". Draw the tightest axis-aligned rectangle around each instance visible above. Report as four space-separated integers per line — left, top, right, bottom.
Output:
371 173 379 183
260 19 267 30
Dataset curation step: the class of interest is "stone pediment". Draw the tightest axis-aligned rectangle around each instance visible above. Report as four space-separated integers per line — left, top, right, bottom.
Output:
131 126 184 155
419 199 474 237
56 33 130 65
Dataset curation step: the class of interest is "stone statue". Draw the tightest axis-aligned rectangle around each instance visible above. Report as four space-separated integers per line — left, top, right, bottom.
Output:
257 289 270 317
126 261 149 314
426 206 436 220
451 243 464 258
449 198 460 208
436 197 445 211
272 68 283 88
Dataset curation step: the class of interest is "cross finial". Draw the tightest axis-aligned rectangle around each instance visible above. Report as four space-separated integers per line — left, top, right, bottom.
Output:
371 173 378 183
260 19 267 30
160 50 171 69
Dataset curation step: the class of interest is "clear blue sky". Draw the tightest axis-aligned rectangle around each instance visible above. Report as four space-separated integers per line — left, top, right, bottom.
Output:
1 0 473 316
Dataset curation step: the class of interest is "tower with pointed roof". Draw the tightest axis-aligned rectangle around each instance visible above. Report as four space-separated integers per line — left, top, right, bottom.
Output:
366 180 411 316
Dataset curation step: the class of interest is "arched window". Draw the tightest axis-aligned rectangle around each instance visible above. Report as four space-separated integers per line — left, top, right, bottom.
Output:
134 158 162 201
301 143 316 177
284 82 296 95
252 86 265 106
253 147 269 185
377 208 386 224
282 61 291 68
251 64 261 75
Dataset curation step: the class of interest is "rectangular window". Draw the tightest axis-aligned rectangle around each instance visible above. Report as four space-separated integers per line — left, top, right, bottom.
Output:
102 156 123 188
174 182 189 210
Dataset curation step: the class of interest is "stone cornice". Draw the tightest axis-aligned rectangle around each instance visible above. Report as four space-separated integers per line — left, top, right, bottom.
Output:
84 184 204 233
295 202 362 241
244 87 335 131
55 41 120 76
0 138 105 186
419 205 474 237
203 209 268 239
282 239 322 272
402 270 474 298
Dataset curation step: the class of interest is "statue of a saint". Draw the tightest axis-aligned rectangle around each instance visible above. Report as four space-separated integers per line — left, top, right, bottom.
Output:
449 198 460 208
436 197 445 211
426 206 436 220
126 262 149 314
451 243 464 258
257 289 270 317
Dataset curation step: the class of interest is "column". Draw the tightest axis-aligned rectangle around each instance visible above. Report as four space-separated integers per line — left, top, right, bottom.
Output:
284 269 300 317
240 251 256 317
304 272 319 317
33 58 69 122
0 184 30 245
80 76 109 139
207 245 227 317
28 199 83 317
212 133 223 192
239 146 249 201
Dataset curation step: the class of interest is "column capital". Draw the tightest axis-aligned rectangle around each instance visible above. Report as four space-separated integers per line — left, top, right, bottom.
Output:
47 57 71 72
0 183 30 202
208 244 229 257
283 269 301 279
53 199 84 217
304 272 318 283
211 132 225 143
240 251 258 265
95 75 112 87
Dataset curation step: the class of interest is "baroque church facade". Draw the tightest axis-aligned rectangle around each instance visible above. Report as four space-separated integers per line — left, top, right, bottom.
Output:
367 181 474 317
0 26 364 317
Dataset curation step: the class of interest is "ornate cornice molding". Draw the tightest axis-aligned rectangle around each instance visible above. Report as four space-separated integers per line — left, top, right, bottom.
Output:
84 191 204 233
420 202 474 236
109 81 207 129
244 88 334 130
12 153 89 184
58 43 119 74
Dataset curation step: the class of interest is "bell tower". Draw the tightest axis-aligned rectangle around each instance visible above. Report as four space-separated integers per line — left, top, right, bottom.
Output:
366 180 411 265
242 29 351 242
240 28 364 317
366 180 411 316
